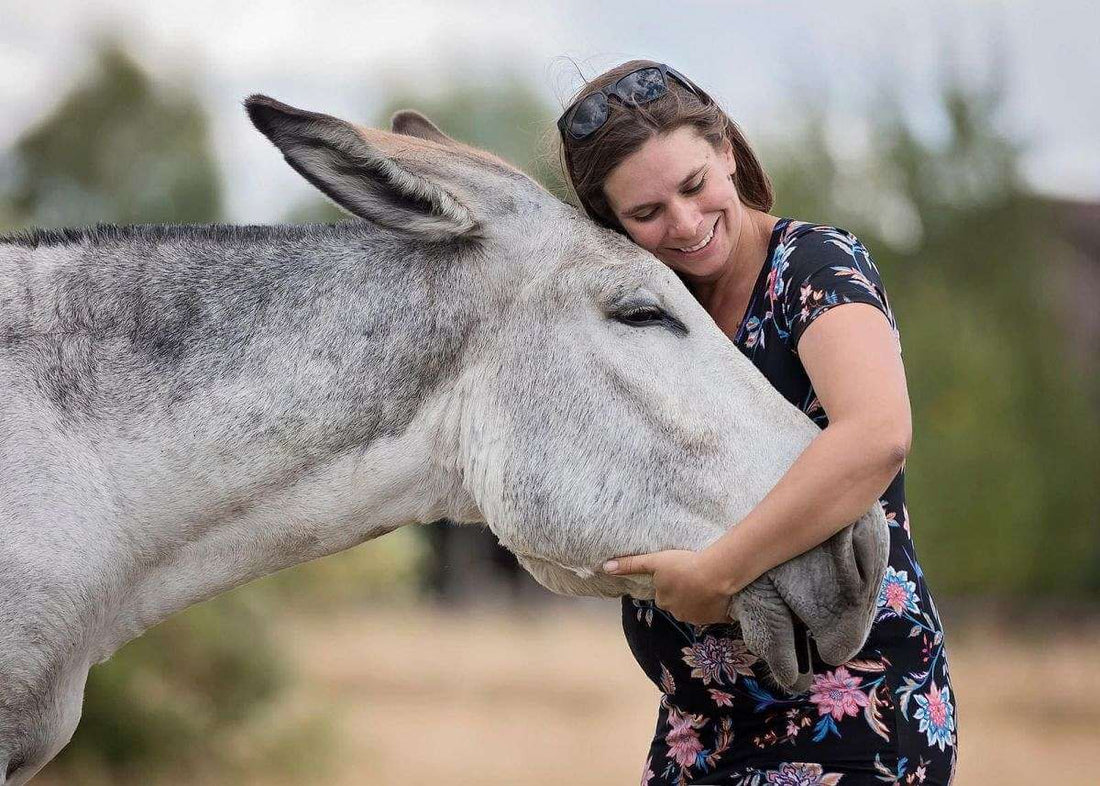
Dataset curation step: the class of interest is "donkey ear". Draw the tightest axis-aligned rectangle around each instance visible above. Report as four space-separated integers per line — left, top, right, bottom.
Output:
245 94 478 241
390 110 457 146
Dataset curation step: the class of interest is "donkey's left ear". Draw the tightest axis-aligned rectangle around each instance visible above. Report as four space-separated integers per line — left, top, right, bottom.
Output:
390 110 456 146
246 94 478 242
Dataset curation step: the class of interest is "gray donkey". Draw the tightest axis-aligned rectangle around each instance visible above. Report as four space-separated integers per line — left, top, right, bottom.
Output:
0 96 888 784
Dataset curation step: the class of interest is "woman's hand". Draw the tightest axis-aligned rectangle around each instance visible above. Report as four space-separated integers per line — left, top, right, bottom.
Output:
603 549 734 625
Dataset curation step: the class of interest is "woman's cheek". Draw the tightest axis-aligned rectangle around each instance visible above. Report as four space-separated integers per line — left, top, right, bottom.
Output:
625 223 659 255
641 225 666 255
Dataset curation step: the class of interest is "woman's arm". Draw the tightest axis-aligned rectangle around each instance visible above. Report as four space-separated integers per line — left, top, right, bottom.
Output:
603 302 911 624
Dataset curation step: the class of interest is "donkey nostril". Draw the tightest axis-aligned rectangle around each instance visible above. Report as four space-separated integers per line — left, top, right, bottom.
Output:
851 518 876 587
854 542 868 585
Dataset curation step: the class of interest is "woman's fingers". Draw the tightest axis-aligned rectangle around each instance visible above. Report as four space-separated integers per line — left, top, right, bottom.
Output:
603 553 658 575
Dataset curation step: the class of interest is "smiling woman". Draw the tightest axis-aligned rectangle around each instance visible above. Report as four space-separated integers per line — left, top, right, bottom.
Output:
557 60 957 785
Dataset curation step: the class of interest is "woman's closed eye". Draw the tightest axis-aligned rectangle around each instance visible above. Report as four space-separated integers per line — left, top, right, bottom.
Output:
629 175 707 223
683 175 706 195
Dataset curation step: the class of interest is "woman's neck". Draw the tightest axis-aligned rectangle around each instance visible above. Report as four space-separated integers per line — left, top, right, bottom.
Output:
690 209 778 337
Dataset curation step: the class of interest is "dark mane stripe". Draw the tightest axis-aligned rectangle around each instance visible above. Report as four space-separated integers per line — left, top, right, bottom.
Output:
0 222 363 249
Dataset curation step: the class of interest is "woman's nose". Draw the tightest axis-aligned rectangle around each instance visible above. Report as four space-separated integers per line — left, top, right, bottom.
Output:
666 200 702 240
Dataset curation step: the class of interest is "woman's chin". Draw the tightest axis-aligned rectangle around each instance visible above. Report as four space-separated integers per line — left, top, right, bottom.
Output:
660 251 726 282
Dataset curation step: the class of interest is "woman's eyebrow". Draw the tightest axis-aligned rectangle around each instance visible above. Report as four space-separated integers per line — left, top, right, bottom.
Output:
624 165 707 215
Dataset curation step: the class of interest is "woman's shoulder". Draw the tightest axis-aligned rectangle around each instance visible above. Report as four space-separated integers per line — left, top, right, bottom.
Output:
769 218 882 287
767 218 896 348
775 218 870 260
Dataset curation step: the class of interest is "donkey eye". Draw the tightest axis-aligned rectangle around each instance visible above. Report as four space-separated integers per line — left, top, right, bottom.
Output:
611 304 688 336
616 306 666 325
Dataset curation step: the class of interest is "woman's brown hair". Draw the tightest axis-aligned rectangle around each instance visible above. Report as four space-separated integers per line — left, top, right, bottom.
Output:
557 60 773 231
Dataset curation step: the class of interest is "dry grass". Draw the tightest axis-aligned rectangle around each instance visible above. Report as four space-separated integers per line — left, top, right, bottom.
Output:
35 601 1100 785
263 603 1100 785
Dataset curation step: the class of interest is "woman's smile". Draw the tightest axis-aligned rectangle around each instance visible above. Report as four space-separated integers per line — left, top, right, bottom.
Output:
666 216 720 256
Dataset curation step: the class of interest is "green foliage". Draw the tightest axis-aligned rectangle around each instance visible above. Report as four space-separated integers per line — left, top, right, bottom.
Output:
55 594 284 775
3 42 222 228
768 82 1100 598
249 527 428 610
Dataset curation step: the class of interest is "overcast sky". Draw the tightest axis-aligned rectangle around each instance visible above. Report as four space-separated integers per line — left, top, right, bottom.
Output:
2 0 1096 221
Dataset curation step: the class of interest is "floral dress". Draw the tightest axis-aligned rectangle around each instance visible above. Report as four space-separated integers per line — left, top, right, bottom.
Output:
625 219 957 786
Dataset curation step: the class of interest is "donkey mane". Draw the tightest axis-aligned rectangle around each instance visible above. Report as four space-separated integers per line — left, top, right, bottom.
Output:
0 222 369 249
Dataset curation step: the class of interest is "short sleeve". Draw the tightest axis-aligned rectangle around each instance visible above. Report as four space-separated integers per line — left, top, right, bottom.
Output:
777 226 899 353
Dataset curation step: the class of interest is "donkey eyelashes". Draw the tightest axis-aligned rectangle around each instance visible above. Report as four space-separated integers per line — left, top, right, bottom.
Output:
616 306 665 324
611 302 689 335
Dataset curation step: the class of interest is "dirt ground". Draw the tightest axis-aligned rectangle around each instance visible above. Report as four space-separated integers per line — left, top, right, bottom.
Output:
34 601 1100 785
248 602 1099 786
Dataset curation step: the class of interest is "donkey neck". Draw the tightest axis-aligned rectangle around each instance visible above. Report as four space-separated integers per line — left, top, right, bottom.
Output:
2 223 482 444
1 223 489 659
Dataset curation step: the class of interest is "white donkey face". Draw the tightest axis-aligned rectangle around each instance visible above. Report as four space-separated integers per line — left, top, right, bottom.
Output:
465 220 770 583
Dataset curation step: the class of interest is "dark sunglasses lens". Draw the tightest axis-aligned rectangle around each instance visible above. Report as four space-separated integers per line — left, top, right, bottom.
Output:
568 93 609 138
615 67 666 105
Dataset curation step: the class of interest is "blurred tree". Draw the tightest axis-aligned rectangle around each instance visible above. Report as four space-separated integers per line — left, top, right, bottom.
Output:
768 79 1100 598
1 42 222 229
59 597 284 780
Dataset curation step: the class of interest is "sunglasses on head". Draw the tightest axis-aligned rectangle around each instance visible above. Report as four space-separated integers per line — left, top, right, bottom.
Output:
557 63 710 142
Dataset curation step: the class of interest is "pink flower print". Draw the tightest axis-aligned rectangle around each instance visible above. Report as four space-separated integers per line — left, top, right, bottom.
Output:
810 667 870 721
708 688 735 707
765 251 791 310
681 635 758 686
743 315 763 348
878 567 921 616
763 762 843 785
914 681 955 751
664 708 705 768
639 756 655 786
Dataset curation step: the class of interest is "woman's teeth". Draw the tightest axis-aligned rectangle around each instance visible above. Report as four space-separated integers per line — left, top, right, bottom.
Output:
677 222 716 253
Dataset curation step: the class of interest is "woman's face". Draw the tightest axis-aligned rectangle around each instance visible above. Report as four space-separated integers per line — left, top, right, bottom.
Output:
603 125 742 284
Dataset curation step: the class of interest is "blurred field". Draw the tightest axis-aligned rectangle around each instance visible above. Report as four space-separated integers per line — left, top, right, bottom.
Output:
46 601 1089 786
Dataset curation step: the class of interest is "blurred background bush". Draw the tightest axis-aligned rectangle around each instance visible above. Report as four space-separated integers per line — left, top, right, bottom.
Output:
1 3 1097 783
